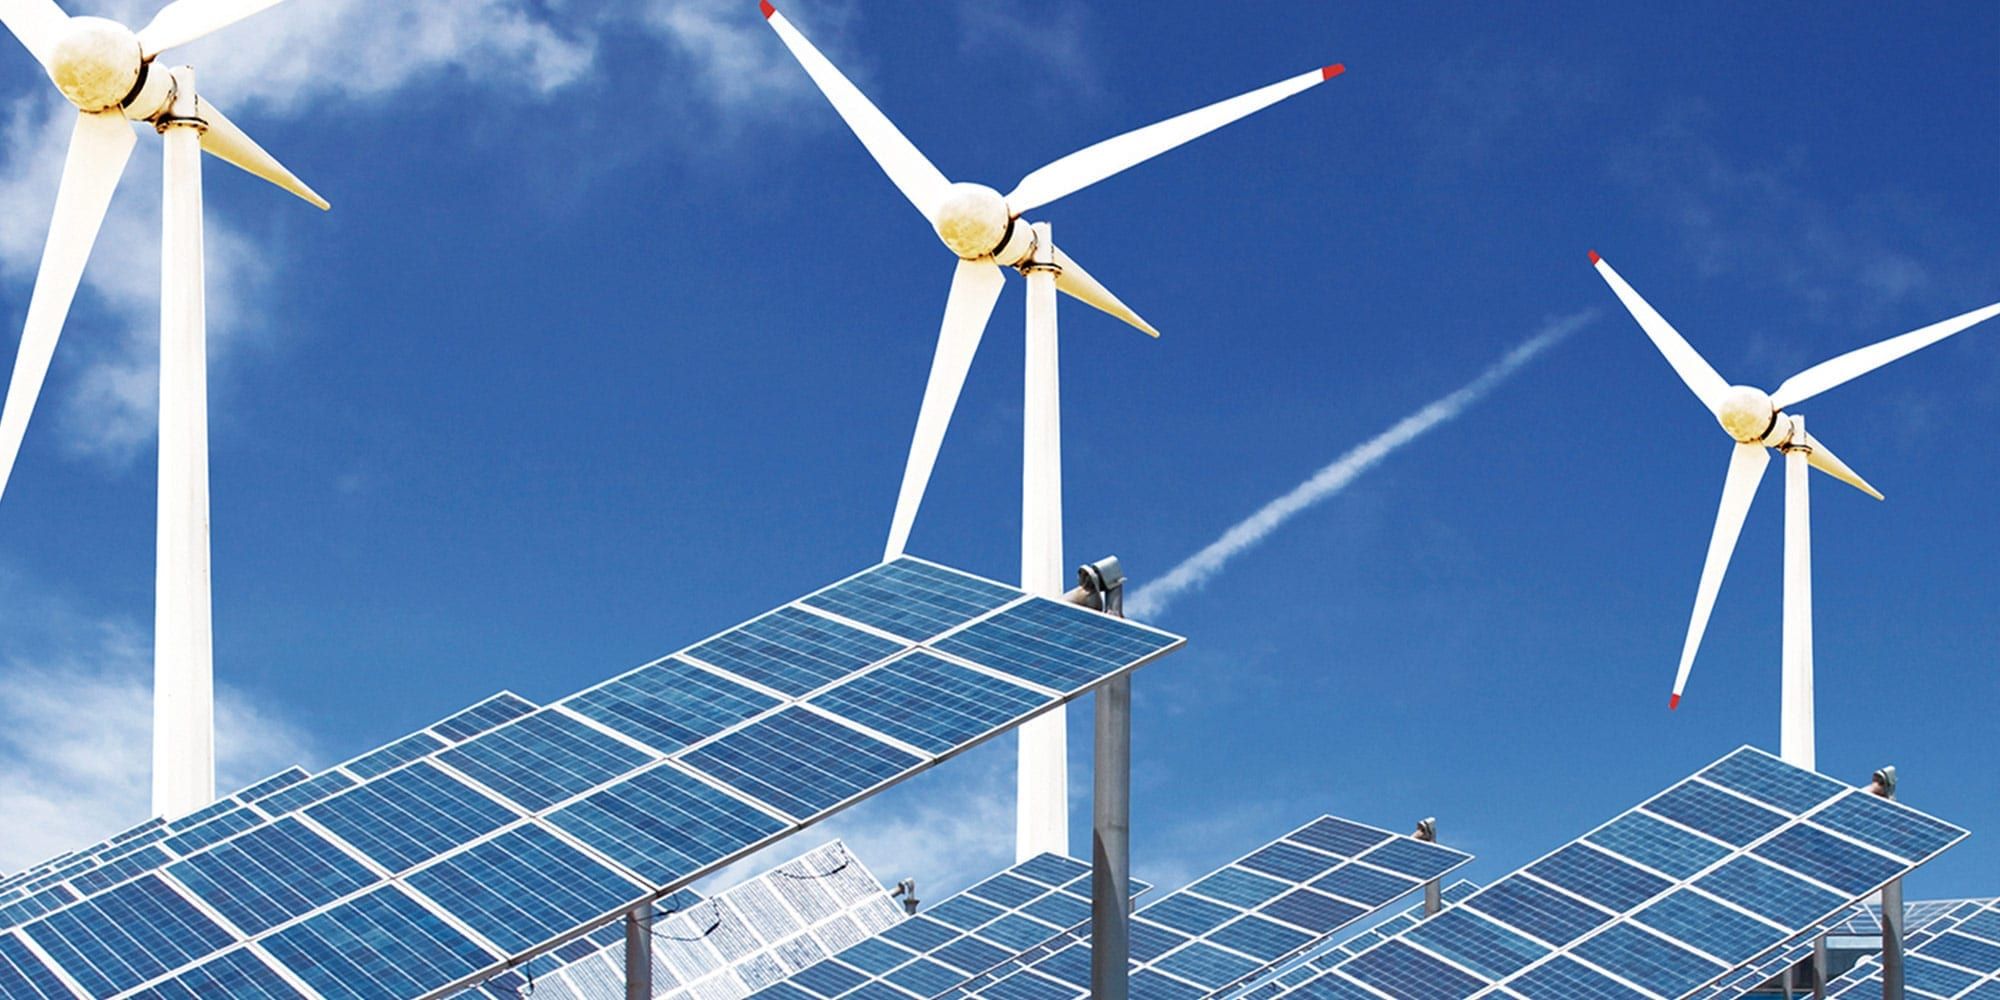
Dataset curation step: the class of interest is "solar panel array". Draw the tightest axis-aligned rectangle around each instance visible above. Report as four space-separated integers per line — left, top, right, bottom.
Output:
1698 898 1981 999
0 557 1182 1000
746 852 1150 1000
1265 746 1966 1000
960 814 1474 999
0 690 542 926
1228 881 1482 999
456 840 901 1000
1824 898 2000 999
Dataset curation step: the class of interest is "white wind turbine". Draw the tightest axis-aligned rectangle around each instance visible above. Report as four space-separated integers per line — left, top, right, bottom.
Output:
0 0 326 820
1593 251 2000 768
763 1 1341 858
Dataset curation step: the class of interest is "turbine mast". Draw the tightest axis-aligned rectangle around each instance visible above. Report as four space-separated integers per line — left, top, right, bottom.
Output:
1780 415 1815 769
1018 221 1068 859
153 65 216 820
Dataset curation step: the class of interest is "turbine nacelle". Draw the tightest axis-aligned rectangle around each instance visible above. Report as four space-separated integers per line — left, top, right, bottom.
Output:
932 182 1021 261
1715 384 1780 445
49 16 142 112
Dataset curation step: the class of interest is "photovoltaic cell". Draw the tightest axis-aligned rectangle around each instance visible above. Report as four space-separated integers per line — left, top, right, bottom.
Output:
806 651 1047 754
0 933 69 1000
22 876 234 997
430 692 538 743
233 768 311 804
689 607 903 696
125 948 306 1000
932 599 1180 694
801 558 1021 642
262 885 497 1000
347 731 448 780
1826 897 2000 999
250 771 357 817
547 763 787 887
681 707 923 820
167 819 378 936
437 708 656 812
563 657 777 753
1263 747 1966 1000
305 761 522 873
404 824 644 954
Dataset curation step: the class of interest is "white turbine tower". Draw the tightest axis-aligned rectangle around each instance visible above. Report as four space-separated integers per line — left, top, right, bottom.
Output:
763 1 1340 859
1593 251 2000 768
0 0 326 820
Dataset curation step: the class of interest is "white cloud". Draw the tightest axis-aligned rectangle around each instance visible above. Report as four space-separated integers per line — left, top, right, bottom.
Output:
0 568 315 873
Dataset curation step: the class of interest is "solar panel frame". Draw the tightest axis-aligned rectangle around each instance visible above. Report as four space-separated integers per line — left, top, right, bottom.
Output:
1824 897 2000 999
1267 747 1967 1000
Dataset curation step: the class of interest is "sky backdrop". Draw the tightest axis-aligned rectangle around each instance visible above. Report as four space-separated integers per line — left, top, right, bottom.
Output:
1 0 1997 909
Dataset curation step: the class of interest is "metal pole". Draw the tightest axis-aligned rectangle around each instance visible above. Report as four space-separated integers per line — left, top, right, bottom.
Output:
1091 677 1131 1000
1779 416 1815 770
1875 767 1904 1000
1018 220 1068 860
154 66 216 821
1414 818 1441 917
624 902 652 1000
1812 935 1828 999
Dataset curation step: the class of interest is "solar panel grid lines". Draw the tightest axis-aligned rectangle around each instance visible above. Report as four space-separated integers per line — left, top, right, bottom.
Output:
960 815 1473 1000
1266 747 1967 1000
1227 881 1486 999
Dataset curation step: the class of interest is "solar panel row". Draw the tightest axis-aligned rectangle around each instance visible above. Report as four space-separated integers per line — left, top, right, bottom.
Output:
959 815 1473 999
1266 747 1967 1000
1825 897 2000 999
1228 881 1483 999
0 558 1182 1000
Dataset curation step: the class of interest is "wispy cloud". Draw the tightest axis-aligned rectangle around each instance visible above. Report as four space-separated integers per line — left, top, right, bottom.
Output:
0 566 315 872
1127 312 1594 620
955 1 1101 106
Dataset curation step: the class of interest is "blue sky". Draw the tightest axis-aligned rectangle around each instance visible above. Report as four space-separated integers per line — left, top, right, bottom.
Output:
0 0 1996 908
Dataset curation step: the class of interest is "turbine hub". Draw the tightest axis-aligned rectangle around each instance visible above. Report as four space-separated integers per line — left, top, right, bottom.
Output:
49 17 144 113
932 182 1011 260
1716 384 1778 443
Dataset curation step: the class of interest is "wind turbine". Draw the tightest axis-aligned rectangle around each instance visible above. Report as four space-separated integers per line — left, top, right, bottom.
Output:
1593 251 2000 768
763 1 1341 858
0 0 326 820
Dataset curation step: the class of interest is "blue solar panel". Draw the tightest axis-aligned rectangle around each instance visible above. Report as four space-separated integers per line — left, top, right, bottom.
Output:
1825 897 2000 998
306 761 522 872
690 606 904 696
404 824 644 954
801 557 1022 642
250 770 357 817
0 933 69 1000
564 656 777 753
126 947 306 1000
430 691 538 743
167 818 378 935
22 876 234 997
807 651 1047 754
681 707 923 819
161 806 263 856
546 762 787 886
437 708 656 812
262 885 498 1000
932 599 1181 693
1263 747 1966 1000
347 730 447 779
233 767 311 803
0 886 75 932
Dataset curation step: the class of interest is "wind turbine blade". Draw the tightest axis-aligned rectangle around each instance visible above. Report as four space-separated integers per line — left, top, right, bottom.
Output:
1770 301 2000 409
1670 442 1769 709
762 3 952 222
0 0 69 70
884 259 1005 560
137 0 288 57
1802 432 1883 501
1052 245 1158 338
1007 64 1342 215
198 99 328 209
0 110 135 504
1591 252 1732 415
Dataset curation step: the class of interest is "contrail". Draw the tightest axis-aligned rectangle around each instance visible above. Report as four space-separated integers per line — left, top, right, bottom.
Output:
1126 311 1598 620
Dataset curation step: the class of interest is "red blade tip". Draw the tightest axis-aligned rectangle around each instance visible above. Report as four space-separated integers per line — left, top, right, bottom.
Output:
1588 250 1602 264
1322 64 1345 81
760 0 775 17
1668 692 1681 710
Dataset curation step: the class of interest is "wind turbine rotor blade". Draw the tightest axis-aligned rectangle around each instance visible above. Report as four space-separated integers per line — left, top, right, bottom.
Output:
1591 252 1732 415
0 0 69 69
1801 432 1883 501
762 3 952 222
1051 246 1158 338
1771 301 2000 409
136 0 287 57
1670 442 1770 709
1006 64 1342 215
197 99 328 209
884 258 1005 560
0 109 135 504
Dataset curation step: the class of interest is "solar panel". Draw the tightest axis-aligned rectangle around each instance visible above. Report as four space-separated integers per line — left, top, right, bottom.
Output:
458 840 897 999
749 850 1149 999
0 557 1180 1000
962 816 1472 999
1270 747 1966 1000
1228 881 1483 999
1825 897 2000 999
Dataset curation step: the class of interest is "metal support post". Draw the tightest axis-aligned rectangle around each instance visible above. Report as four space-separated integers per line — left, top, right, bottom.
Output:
1874 766 1904 1000
1091 677 1132 1000
1812 936 1828 999
1414 818 1442 916
625 902 653 1000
